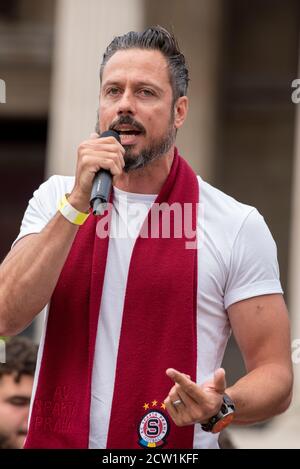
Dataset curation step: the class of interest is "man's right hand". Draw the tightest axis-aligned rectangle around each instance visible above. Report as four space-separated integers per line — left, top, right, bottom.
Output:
69 132 125 212
0 132 125 335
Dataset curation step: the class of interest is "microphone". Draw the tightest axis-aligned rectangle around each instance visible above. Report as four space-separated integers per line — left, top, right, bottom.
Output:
90 130 121 216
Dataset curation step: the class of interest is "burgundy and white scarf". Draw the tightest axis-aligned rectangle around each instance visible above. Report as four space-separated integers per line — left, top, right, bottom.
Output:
24 149 199 449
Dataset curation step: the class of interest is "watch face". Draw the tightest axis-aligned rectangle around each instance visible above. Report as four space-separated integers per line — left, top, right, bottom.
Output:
211 412 235 434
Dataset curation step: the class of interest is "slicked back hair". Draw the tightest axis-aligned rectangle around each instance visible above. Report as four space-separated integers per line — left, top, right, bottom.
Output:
100 26 189 103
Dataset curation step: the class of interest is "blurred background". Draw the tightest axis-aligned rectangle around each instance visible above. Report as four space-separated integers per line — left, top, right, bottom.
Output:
0 0 300 448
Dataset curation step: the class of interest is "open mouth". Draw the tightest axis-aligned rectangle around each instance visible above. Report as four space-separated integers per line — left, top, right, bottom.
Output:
113 127 144 145
114 129 143 137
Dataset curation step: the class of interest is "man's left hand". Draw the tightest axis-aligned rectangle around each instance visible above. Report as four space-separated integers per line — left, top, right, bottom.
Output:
164 368 226 427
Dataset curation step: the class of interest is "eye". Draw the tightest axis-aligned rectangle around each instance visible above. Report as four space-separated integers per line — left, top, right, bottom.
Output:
106 87 121 96
7 396 30 407
139 89 155 97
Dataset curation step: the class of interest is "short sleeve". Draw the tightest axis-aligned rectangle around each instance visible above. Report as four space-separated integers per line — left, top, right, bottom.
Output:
224 209 283 310
12 175 72 248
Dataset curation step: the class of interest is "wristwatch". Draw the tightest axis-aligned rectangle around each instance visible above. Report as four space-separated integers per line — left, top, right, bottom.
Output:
200 393 235 433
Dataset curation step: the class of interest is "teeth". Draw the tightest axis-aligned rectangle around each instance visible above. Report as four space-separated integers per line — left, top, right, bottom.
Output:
116 128 139 132
119 130 140 135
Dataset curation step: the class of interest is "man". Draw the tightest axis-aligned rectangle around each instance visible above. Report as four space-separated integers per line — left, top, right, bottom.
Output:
0 337 37 449
0 26 293 449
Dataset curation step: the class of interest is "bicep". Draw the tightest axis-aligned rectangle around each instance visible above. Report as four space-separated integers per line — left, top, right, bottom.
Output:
228 294 292 373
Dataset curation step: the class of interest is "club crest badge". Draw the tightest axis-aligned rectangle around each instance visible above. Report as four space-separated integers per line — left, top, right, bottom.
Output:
138 400 170 448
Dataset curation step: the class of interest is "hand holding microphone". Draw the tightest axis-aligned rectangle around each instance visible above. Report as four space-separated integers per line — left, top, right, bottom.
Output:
90 130 121 215
68 131 125 215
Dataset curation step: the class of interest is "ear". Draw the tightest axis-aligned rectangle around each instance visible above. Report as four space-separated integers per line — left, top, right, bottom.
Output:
174 96 188 129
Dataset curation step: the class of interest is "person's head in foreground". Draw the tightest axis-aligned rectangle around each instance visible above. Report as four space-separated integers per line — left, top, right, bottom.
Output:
0 336 38 449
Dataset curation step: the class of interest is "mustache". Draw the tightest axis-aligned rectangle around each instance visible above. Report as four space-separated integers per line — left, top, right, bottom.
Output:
109 115 146 134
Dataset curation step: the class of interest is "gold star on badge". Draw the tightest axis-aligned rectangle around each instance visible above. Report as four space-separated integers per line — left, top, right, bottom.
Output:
151 400 158 407
161 403 166 410
143 403 149 410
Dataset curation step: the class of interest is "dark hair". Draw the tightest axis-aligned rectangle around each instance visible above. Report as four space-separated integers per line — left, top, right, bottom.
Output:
0 336 38 383
100 26 189 102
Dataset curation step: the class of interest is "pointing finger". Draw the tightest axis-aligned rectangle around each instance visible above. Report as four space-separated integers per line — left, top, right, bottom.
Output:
166 368 205 403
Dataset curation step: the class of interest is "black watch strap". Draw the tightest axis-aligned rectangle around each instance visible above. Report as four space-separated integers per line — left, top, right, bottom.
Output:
201 393 235 433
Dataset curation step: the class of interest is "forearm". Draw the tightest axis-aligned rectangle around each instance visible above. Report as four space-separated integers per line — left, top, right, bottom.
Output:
226 363 293 425
0 211 79 335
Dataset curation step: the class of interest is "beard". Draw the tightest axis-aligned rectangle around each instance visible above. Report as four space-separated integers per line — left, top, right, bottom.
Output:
95 110 176 173
122 123 176 173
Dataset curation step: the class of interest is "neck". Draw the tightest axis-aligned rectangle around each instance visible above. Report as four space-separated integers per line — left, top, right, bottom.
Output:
113 147 175 194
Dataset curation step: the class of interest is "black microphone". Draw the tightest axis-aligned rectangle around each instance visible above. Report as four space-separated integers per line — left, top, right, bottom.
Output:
90 130 121 216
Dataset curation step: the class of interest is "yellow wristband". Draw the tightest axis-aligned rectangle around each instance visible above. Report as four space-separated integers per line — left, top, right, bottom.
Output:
58 194 90 225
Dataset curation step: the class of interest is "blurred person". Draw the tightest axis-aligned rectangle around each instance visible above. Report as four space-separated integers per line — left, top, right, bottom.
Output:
0 337 37 449
0 26 293 449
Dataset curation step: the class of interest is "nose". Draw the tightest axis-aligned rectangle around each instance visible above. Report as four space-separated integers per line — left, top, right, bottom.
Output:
117 90 136 115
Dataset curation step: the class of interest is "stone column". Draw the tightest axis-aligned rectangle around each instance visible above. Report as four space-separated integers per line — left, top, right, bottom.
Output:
288 51 300 407
229 45 300 449
145 0 223 182
34 0 144 342
46 0 144 177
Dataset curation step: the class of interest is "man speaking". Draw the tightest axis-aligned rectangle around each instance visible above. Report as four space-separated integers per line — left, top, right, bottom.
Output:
0 26 293 449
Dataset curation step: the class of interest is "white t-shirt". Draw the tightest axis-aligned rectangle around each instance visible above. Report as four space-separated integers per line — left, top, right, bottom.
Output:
14 174 283 449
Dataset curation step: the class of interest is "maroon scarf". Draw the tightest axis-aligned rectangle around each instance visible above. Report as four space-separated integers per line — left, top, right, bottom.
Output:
24 149 199 449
